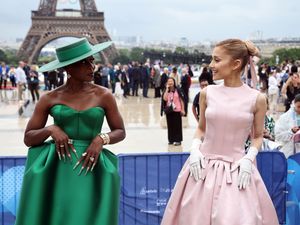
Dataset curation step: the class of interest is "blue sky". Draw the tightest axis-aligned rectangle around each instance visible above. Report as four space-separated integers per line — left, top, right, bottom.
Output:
0 0 299 42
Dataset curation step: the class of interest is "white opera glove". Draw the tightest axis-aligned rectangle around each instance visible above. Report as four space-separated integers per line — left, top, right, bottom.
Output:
237 147 258 190
189 138 206 182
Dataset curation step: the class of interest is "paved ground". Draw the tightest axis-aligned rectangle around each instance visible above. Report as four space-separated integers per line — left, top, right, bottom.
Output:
0 87 199 156
0 84 285 157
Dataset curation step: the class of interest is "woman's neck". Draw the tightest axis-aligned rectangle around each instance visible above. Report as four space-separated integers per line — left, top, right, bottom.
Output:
223 73 243 87
65 79 88 92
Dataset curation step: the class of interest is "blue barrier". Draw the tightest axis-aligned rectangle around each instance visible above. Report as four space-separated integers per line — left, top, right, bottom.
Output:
0 152 289 225
286 153 300 225
256 151 287 224
118 153 188 225
0 157 26 225
119 152 287 225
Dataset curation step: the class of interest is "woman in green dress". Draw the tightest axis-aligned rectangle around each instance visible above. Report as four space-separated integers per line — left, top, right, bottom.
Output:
15 38 126 225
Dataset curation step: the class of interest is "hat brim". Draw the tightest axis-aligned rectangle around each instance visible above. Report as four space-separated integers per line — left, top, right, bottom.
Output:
38 41 113 73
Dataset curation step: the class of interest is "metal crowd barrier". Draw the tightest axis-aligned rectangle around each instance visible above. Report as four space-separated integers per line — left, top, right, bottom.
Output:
119 152 287 225
286 153 300 225
0 151 289 225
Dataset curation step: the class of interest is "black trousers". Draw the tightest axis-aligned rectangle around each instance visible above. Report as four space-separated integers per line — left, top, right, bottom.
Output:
132 80 139 96
29 83 40 101
166 112 182 143
0 77 7 89
155 87 161 98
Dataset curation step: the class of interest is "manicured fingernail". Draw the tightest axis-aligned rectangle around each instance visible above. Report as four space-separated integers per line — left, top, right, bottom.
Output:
62 154 66 162
78 167 84 176
91 163 96 172
58 152 61 161
73 161 80 170
84 167 90 176
74 151 79 159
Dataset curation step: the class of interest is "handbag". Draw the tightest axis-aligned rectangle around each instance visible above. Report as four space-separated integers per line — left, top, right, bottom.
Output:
164 93 175 114
164 104 174 114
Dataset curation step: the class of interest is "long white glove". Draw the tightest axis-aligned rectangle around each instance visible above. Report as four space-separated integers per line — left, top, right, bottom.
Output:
237 147 258 189
189 138 206 182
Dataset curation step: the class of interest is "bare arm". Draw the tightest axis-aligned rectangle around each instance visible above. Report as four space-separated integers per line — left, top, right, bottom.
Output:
194 88 207 140
192 105 198 121
250 93 267 150
24 94 53 147
101 91 126 144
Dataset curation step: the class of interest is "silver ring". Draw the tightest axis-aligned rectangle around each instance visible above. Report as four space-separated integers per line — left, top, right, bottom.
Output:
60 145 64 148
68 139 73 144
89 157 95 162
82 152 87 157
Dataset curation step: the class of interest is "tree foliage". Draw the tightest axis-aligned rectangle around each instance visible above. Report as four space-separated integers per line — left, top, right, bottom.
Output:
0 49 20 66
111 47 210 65
0 49 8 63
273 48 300 61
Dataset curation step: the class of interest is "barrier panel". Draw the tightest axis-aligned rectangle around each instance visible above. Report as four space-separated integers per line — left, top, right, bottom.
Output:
0 157 26 225
286 153 300 225
118 153 188 225
256 151 287 224
119 151 287 225
0 152 288 225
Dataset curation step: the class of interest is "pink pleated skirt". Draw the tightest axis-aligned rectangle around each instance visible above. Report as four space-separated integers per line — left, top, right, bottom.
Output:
161 155 279 225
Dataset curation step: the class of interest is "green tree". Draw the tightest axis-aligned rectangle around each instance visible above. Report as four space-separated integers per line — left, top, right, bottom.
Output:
174 47 188 54
38 56 56 64
271 48 300 64
130 47 146 62
112 49 130 64
0 49 7 62
4 49 19 65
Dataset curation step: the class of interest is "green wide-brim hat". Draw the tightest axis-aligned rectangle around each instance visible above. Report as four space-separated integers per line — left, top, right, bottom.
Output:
38 38 112 72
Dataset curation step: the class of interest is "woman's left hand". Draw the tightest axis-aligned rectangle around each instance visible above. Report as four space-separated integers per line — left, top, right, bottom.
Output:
73 136 103 175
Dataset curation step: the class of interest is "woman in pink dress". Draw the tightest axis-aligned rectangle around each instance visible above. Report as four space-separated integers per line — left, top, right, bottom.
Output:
161 39 279 225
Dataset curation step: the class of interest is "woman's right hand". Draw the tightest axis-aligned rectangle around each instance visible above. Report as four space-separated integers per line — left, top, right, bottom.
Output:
48 125 78 162
189 139 206 181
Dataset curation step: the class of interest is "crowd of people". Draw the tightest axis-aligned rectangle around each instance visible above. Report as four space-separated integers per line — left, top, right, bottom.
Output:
1 54 300 157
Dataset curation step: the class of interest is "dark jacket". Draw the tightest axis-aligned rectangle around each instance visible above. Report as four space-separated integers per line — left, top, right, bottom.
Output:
160 73 168 90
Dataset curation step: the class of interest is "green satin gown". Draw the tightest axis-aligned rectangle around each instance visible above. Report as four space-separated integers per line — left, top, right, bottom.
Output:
15 104 120 225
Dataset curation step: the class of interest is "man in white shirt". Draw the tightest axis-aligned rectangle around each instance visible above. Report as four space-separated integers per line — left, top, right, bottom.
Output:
15 61 27 101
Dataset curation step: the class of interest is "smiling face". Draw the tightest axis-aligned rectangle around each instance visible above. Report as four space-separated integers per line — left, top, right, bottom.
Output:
209 46 241 80
65 56 95 82
167 77 176 88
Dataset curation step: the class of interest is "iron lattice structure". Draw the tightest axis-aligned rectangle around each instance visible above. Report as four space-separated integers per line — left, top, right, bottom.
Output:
18 0 117 64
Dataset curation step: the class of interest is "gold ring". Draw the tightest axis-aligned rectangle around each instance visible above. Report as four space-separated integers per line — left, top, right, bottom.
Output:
89 157 95 162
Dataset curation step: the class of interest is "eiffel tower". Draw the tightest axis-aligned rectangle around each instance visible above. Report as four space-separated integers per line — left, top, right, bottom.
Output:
17 0 117 64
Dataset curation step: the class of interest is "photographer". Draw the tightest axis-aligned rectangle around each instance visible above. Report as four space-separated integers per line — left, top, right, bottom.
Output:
161 77 185 146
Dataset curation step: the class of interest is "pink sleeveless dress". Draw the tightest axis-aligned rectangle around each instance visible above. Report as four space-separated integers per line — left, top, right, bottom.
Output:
161 84 279 225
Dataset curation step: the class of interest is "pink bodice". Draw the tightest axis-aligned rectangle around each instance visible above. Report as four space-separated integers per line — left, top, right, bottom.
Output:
200 83 259 160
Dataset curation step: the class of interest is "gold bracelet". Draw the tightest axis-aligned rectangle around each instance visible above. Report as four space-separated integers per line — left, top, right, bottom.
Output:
98 133 110 145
